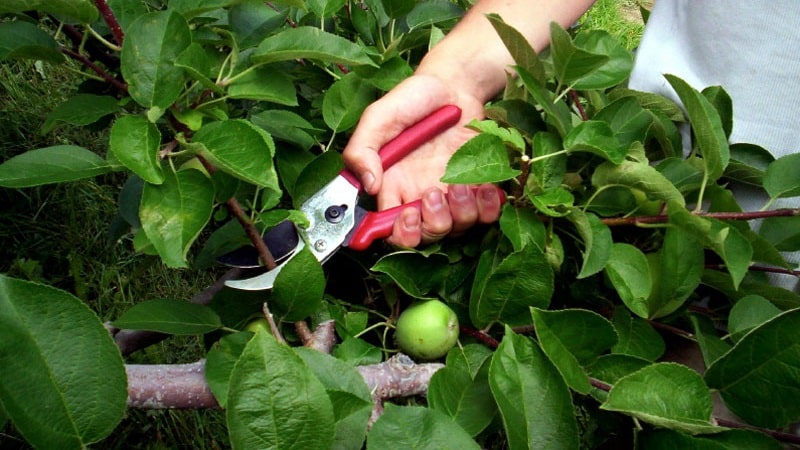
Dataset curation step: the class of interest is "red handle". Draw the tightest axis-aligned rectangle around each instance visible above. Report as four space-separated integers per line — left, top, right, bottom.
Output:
340 105 463 190
347 186 506 251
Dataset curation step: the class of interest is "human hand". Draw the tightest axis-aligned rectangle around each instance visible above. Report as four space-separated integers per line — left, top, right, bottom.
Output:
342 74 503 247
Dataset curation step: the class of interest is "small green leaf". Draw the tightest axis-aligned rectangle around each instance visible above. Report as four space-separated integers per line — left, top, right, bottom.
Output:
227 66 297 105
605 243 651 318
41 94 119 134
121 11 192 110
271 246 325 322
469 245 553 328
229 1 286 48
0 21 64 64
466 119 526 153
728 295 782 343
372 251 449 299
705 308 800 428
226 330 336 449
610 307 664 361
442 134 522 184
140 169 215 268
531 308 617 394
571 29 633 90
252 110 319 151
593 97 653 149
193 119 280 191
587 354 650 390
725 143 774 187
759 216 800 252
665 74 729 182
366 404 480 450
528 186 574 217
602 363 718 434
689 314 731 368
639 429 782 450
567 210 612 279
205 331 252 408
516 66 573 137
648 227 704 318
0 275 126 449
428 345 497 437
592 160 685 207
307 0 347 18
564 120 627 164
486 13 545 84
489 327 579 450
252 26 377 66
322 73 376 132
0 146 113 188
549 22 609 87
763 153 800 200
0 0 98 23
499 204 547 252
113 298 222 334
110 115 164 184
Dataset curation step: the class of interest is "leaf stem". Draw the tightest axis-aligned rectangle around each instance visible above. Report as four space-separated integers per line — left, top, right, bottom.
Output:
85 24 122 52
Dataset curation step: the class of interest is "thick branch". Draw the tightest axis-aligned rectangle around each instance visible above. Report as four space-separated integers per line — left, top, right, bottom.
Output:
126 353 443 410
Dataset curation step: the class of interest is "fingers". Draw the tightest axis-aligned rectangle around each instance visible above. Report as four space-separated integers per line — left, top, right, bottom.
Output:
388 184 503 247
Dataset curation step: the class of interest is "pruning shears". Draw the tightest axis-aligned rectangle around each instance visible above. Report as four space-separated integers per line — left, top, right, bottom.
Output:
222 105 499 291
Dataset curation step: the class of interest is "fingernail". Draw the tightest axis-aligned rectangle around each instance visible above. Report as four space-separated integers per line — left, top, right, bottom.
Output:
402 210 419 230
450 184 470 201
361 171 375 192
481 186 498 202
424 189 444 212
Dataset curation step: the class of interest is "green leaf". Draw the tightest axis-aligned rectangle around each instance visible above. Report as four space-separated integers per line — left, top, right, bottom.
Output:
307 0 346 18
689 314 731 368
699 429 783 450
294 348 373 450
640 429 782 450
528 186 574 217
322 73 377 132
0 0 98 23
646 227 705 318
605 244 651 318
110 115 164 184
571 30 633 90
763 153 800 200
601 363 719 434
489 327 579 450
252 26 377 66
41 94 119 134
728 295 782 343
366 404 479 450
759 216 800 252
271 246 325 322
107 0 149 31
0 275 126 449
549 22 609 87
205 331 252 408
587 354 650 390
428 345 497 437
469 245 553 328
705 308 800 428
0 145 113 188
372 251 449 299
499 204 547 252
592 160 685 207
725 143 774 187
226 330 336 449
593 97 653 149
193 119 280 191
252 110 319 151
665 74 729 182
291 150 344 208
139 169 214 268
174 43 225 94
112 298 222 334
0 21 64 64
567 210 612 279
466 119 526 153
563 120 627 164
486 13 545 84
405 0 464 31
610 307 664 361
228 1 286 48
515 66 573 137
531 308 617 394
121 11 192 110
167 0 237 18
227 66 297 105
442 133 522 184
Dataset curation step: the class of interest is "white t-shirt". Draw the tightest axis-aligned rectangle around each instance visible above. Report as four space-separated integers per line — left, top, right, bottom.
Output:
627 1 800 289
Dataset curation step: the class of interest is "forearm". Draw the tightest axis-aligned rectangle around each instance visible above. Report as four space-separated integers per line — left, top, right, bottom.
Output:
417 0 596 104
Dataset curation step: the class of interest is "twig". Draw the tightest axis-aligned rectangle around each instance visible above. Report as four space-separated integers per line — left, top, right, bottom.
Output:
225 197 277 270
601 208 799 227
61 48 128 93
460 326 500 349
262 302 286 345
569 90 588 121
94 0 125 46
715 418 800 445
707 263 800 278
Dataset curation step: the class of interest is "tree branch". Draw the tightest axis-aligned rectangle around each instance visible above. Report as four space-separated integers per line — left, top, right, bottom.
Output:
93 0 125 46
601 208 799 227
61 48 128 93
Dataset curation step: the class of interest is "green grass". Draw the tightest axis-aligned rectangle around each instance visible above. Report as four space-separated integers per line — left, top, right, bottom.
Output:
580 0 647 50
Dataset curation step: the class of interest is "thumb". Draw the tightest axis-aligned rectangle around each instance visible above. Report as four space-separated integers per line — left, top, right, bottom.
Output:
342 140 383 195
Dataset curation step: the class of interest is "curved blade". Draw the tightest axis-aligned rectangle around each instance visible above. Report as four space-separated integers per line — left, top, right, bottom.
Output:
217 220 299 268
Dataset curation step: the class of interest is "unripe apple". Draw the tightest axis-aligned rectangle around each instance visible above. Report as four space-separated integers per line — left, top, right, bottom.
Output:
244 317 270 334
395 300 459 360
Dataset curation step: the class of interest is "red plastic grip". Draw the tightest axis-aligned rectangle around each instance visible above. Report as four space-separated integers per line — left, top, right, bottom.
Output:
340 105 463 190
347 186 507 251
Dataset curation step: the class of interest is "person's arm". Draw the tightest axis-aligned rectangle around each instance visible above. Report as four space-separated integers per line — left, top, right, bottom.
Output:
343 0 596 247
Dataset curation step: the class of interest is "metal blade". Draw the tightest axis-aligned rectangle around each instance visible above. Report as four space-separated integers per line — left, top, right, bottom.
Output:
217 220 299 268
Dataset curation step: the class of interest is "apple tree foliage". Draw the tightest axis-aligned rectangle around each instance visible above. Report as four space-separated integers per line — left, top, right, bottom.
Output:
1 0 800 448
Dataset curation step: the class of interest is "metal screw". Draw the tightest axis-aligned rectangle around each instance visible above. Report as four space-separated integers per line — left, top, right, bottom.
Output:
314 239 327 252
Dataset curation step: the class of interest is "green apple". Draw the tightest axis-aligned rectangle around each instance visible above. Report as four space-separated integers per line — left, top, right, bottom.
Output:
395 300 459 360
244 317 270 334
